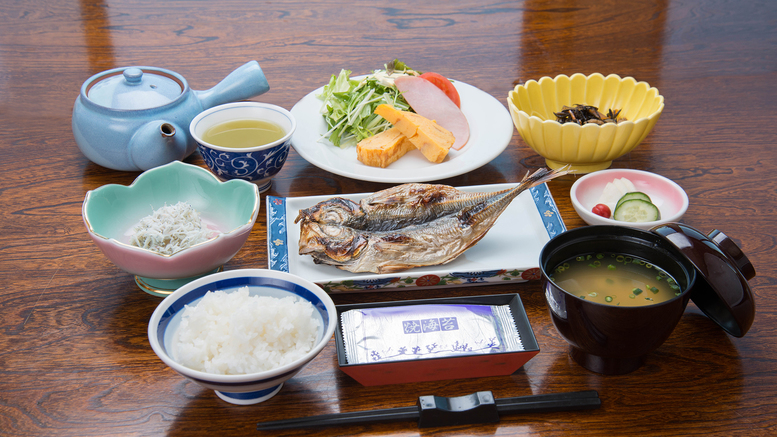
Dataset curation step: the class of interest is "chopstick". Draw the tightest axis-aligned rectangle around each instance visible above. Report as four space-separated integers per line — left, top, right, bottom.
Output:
257 406 418 430
257 390 601 430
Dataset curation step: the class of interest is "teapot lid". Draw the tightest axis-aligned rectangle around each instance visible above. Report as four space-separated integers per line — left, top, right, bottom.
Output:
651 223 756 338
85 67 184 110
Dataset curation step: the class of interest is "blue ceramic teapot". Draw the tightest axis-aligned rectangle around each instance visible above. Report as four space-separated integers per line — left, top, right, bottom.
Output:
72 61 269 171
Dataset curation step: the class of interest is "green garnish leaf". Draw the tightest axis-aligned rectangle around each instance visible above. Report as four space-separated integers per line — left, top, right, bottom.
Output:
386 59 416 74
317 66 413 148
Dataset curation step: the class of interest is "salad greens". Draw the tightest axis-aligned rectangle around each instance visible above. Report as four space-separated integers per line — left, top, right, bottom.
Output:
317 60 416 148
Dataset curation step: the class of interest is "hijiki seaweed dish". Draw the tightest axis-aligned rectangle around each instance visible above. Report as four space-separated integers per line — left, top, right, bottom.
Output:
554 104 626 125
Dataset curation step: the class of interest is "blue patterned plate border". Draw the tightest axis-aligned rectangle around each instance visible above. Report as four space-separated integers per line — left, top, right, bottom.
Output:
266 183 565 293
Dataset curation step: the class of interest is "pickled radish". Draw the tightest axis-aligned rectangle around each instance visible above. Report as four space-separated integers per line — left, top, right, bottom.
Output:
594 177 662 222
596 177 637 212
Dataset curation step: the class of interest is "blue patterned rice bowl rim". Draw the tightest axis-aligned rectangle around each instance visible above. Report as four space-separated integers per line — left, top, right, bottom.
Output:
147 269 336 393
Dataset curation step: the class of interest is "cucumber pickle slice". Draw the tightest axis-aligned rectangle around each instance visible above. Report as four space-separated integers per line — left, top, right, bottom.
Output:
615 192 652 210
613 199 661 222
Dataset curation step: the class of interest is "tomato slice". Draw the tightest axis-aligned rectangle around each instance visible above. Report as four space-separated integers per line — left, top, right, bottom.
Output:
419 72 461 108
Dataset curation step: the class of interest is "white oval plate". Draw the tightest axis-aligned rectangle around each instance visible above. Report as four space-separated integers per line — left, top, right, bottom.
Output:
289 78 514 183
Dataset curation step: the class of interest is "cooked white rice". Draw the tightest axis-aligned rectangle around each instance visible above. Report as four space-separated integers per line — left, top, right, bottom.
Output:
172 286 321 375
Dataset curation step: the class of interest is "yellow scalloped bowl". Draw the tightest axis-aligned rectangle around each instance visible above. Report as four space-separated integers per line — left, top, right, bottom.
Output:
508 73 664 173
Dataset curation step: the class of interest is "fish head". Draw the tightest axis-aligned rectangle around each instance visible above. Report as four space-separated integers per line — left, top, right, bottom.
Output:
294 197 362 225
298 222 368 263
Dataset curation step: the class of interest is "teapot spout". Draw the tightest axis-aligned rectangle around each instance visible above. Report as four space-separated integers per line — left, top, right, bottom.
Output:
130 120 190 171
160 122 176 137
195 61 270 110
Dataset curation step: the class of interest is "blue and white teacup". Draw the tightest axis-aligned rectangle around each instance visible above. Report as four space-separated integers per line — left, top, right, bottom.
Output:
190 102 295 193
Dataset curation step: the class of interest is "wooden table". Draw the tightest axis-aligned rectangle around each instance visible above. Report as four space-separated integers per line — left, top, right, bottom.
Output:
2 0 775 435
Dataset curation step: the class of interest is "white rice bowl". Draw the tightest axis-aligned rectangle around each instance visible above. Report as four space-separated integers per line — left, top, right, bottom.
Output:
171 286 321 375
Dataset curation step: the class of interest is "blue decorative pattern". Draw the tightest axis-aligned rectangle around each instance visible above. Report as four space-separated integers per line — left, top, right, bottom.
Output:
266 196 289 272
350 278 400 288
198 140 289 183
530 183 567 237
449 270 505 283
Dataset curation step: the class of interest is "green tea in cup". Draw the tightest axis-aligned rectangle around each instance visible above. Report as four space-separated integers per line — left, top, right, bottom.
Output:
202 119 285 149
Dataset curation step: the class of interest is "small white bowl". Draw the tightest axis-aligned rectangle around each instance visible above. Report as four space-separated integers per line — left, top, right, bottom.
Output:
570 168 688 230
147 269 337 405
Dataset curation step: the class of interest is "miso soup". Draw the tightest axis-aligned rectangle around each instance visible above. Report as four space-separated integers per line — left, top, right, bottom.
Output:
202 119 285 149
549 253 682 307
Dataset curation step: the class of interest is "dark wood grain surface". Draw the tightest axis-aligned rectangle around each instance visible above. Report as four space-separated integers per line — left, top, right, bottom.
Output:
1 0 775 435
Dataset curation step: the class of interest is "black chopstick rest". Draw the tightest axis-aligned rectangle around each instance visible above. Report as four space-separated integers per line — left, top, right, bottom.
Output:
256 390 601 431
417 391 500 428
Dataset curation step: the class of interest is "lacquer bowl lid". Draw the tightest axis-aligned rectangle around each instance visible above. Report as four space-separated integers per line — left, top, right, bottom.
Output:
651 223 756 337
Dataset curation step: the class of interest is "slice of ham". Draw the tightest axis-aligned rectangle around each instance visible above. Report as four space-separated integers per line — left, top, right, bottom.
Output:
394 76 470 150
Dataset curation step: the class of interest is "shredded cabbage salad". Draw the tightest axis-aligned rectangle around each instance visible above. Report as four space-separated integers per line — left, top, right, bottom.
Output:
317 60 418 148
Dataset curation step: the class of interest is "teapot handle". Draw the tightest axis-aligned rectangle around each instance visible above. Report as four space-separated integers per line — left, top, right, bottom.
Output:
195 61 270 109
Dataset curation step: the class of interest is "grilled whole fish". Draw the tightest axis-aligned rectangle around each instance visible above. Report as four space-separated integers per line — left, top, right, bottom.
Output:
295 167 569 273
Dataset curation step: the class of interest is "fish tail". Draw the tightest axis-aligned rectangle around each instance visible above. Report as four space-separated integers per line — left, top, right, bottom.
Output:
509 165 572 200
458 166 571 227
